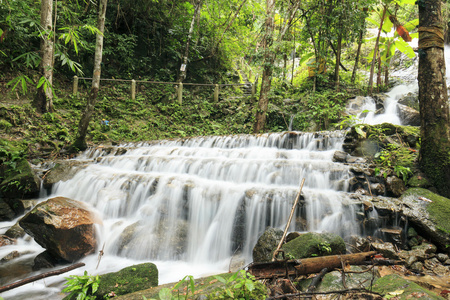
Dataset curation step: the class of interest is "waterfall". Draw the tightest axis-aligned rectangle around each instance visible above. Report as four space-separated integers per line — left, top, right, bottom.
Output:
1 130 359 297
50 131 357 264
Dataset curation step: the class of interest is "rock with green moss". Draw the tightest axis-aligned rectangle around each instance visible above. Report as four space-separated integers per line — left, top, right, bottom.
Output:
408 174 432 188
252 227 283 262
282 232 346 259
0 158 40 199
94 263 158 298
296 266 377 292
400 188 450 252
372 274 443 299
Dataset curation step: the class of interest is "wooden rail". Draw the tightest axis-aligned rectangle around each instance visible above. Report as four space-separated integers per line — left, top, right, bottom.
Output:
73 76 256 104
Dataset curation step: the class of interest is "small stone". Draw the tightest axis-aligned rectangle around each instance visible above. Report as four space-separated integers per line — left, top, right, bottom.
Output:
444 259 450 265
371 242 399 259
410 261 423 273
433 265 449 276
436 253 449 263
333 151 348 163
405 255 418 267
413 243 437 254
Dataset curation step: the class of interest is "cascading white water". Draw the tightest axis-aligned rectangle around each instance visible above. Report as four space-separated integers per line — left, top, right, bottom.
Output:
1 131 361 299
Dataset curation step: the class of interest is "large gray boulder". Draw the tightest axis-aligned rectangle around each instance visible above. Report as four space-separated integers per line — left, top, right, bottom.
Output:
252 227 283 263
397 104 420 126
19 197 102 262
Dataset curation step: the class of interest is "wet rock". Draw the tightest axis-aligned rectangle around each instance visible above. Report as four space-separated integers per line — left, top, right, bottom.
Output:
5 222 26 239
346 156 367 163
407 227 418 238
282 232 346 259
19 196 101 263
0 200 15 221
1 250 20 263
33 251 60 270
252 227 283 263
405 255 418 267
412 242 437 255
333 151 348 163
43 160 89 189
379 227 404 248
398 91 419 111
385 176 406 197
407 248 428 261
397 104 420 126
373 94 387 114
371 242 399 259
345 96 367 115
345 235 371 253
410 261 423 273
436 253 449 263
0 235 16 247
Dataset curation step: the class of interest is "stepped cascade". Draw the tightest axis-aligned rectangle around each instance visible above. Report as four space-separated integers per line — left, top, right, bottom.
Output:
50 131 359 266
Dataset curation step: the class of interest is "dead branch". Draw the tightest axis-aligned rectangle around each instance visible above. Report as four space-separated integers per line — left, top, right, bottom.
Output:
265 288 384 299
272 178 306 261
0 262 85 293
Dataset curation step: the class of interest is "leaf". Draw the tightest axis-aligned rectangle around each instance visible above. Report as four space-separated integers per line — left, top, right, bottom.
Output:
355 125 366 138
158 288 172 300
394 39 415 58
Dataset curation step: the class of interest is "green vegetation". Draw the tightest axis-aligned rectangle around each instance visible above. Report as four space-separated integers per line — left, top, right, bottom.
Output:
63 271 100 300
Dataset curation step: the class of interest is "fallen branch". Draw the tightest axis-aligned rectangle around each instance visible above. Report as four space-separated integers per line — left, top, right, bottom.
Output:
265 288 383 299
306 267 328 292
0 262 85 293
249 251 377 279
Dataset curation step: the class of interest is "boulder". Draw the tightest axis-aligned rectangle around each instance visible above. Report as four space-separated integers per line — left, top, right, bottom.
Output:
372 274 444 299
252 227 283 263
386 176 406 197
0 158 40 199
42 160 89 189
400 189 450 252
19 197 102 262
93 263 158 298
397 104 420 126
282 232 346 259
398 91 419 111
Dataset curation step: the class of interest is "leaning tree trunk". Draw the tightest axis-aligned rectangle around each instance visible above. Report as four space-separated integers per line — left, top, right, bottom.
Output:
34 0 54 113
418 0 450 198
178 0 202 83
72 0 108 151
351 27 364 83
254 0 301 133
368 6 386 95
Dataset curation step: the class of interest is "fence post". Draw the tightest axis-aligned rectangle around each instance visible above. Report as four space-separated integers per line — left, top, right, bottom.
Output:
131 79 136 100
214 84 219 102
73 76 78 96
177 82 183 105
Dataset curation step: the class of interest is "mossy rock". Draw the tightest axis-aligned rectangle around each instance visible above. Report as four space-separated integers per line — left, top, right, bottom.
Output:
400 188 450 252
94 263 158 298
372 274 443 299
408 174 432 188
282 232 346 259
0 158 40 199
252 227 283 262
296 266 377 292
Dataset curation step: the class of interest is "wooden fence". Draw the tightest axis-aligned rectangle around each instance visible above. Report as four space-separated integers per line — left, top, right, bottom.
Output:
73 76 257 104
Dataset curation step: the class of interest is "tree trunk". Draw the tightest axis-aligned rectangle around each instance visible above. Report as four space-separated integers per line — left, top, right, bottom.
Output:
334 35 342 91
254 0 275 133
34 0 54 113
178 0 202 83
368 6 386 95
351 27 364 83
73 0 108 151
254 0 301 133
418 0 450 198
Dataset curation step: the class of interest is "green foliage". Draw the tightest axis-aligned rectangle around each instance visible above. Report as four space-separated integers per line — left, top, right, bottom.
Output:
63 271 100 300
155 275 196 300
209 270 266 300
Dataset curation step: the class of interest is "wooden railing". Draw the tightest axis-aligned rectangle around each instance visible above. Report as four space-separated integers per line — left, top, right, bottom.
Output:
73 76 257 104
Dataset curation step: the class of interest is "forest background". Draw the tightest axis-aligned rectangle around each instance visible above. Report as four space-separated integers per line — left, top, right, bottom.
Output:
0 0 445 159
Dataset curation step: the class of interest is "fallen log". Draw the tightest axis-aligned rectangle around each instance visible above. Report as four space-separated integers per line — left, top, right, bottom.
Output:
0 262 85 293
248 251 377 280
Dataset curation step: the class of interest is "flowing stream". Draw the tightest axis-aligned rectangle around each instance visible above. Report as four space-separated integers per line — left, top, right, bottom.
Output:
1 131 363 299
